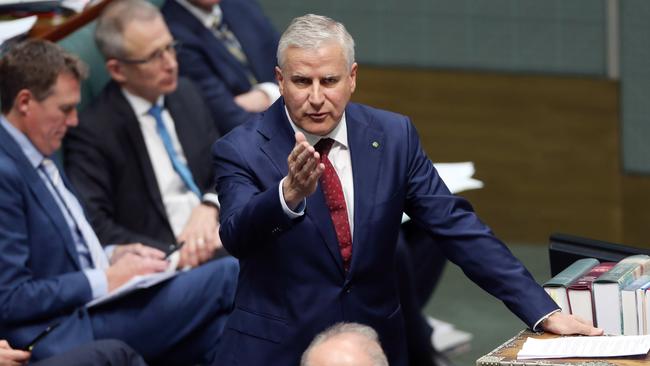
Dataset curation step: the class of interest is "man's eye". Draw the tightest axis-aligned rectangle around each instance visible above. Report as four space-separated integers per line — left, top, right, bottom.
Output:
292 78 310 85
322 78 339 86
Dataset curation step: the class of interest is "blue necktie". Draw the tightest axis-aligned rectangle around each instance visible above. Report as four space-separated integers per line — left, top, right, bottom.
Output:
147 105 201 197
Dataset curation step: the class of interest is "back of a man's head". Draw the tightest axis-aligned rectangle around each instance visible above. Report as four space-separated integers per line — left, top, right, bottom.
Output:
0 39 86 114
301 323 389 366
94 0 161 60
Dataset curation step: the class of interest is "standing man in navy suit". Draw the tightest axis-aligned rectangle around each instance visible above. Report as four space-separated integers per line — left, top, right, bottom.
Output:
162 0 280 134
213 14 603 366
0 39 237 364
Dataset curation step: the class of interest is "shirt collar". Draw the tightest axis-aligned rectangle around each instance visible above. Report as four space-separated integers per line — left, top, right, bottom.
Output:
175 0 222 29
0 114 45 169
283 105 348 149
121 88 165 117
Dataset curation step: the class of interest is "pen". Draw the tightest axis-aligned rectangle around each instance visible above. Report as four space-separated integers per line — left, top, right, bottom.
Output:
165 241 185 260
23 321 60 351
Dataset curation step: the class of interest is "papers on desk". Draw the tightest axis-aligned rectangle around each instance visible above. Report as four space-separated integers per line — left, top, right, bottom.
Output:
86 252 181 308
0 16 37 46
401 161 484 224
86 270 179 308
433 162 484 194
517 335 650 359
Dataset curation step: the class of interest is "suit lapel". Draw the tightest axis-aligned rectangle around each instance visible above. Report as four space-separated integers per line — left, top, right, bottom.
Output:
0 126 81 268
107 83 168 221
258 102 345 276
346 106 384 274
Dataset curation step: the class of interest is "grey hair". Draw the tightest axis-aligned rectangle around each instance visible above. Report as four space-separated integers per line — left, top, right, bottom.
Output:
94 0 161 60
277 14 355 70
300 322 388 366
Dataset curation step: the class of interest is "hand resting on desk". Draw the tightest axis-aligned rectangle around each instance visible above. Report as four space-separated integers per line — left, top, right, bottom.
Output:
541 311 604 336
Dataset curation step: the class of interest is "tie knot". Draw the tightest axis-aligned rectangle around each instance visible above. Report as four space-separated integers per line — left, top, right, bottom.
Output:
314 138 335 156
41 158 61 185
148 104 163 119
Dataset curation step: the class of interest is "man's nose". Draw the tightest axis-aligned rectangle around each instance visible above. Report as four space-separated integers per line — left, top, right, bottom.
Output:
308 83 324 105
66 109 79 127
162 50 177 70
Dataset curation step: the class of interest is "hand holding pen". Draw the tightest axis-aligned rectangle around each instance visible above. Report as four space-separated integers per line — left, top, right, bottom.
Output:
105 243 169 292
0 339 30 365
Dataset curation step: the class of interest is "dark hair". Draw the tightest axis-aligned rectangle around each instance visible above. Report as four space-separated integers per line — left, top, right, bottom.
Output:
0 39 87 113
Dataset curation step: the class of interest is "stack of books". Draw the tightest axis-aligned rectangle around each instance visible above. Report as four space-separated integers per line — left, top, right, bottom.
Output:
542 254 650 335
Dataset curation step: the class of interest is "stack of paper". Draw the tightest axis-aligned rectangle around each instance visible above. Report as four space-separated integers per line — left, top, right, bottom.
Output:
517 335 650 360
0 16 37 47
428 317 473 354
402 161 483 224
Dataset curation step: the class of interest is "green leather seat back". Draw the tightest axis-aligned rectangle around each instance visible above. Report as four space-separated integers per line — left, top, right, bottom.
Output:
58 22 109 112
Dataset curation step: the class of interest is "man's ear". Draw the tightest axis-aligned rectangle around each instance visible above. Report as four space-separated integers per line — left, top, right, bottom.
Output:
275 66 284 95
14 89 33 115
349 62 358 94
106 59 127 84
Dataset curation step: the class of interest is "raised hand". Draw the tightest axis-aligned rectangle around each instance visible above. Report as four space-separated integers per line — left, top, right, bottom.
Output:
282 131 324 209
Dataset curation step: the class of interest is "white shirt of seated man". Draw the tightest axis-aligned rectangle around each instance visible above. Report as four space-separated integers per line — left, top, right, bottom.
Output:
122 89 220 269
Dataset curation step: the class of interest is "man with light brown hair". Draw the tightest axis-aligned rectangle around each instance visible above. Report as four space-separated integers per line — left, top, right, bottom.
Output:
0 38 237 364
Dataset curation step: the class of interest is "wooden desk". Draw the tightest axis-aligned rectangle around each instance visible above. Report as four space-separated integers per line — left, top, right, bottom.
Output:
20 0 113 41
476 330 649 366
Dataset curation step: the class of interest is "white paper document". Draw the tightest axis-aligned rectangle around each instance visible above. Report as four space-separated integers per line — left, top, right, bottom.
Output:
517 335 650 360
401 161 484 224
433 162 484 194
86 253 181 308
0 16 37 46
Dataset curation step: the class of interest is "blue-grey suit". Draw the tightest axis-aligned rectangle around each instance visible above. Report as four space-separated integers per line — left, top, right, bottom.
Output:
212 100 559 365
162 0 279 135
0 121 238 364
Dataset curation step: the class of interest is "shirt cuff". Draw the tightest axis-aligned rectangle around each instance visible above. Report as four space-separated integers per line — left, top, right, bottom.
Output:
83 268 109 299
202 192 221 210
533 309 561 331
279 177 305 219
254 82 281 104
104 245 116 262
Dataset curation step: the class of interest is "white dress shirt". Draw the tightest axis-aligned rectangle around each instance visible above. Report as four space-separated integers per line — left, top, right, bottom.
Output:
122 89 200 237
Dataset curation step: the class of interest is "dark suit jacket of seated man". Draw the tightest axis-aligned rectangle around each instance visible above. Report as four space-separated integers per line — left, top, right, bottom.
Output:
64 77 218 252
64 0 223 271
212 14 603 366
0 39 237 365
162 0 280 135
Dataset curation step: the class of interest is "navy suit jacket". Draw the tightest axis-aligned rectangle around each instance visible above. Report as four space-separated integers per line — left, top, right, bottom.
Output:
212 100 559 365
0 124 96 359
64 78 219 251
162 0 279 135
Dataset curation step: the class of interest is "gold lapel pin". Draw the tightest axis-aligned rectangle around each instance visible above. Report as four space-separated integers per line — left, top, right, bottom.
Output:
372 141 380 148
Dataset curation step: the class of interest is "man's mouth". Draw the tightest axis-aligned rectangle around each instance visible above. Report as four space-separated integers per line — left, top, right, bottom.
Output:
308 112 327 121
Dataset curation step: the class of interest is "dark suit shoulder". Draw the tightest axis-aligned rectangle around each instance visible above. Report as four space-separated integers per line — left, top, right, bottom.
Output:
347 102 409 123
0 151 22 184
72 81 126 141
169 77 206 106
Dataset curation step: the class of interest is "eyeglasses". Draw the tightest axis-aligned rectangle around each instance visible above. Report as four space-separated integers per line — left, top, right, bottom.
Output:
116 40 181 65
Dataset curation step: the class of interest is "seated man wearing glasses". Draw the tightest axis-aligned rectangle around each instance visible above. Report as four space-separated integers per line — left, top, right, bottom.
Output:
65 0 222 268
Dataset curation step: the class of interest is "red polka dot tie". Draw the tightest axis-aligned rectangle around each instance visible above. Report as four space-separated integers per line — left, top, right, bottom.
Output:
315 138 352 271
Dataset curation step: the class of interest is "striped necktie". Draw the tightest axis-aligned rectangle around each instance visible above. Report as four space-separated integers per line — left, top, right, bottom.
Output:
40 158 109 270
